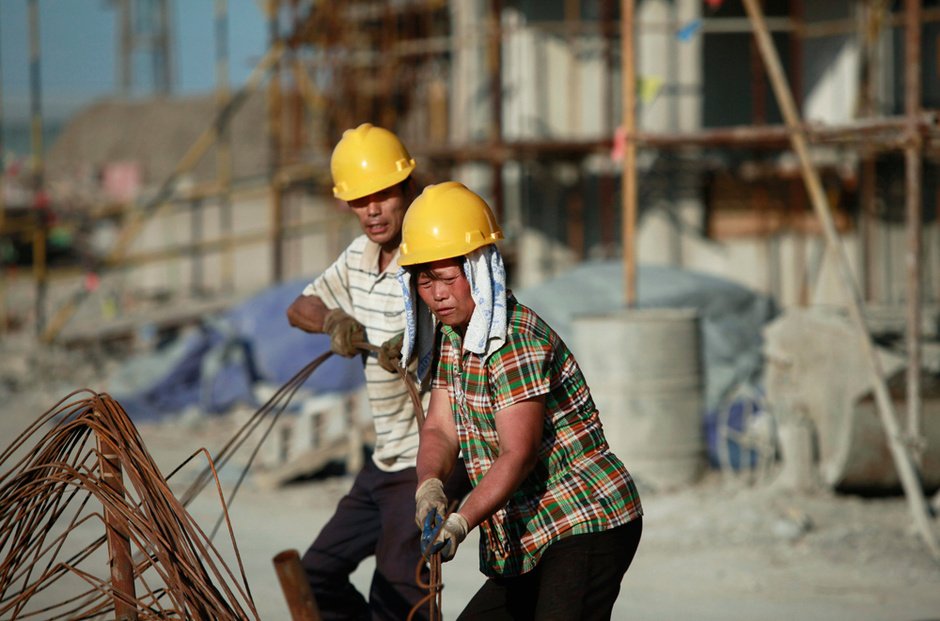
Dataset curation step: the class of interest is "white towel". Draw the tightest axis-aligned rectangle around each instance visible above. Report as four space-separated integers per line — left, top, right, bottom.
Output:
398 245 508 381
398 268 436 383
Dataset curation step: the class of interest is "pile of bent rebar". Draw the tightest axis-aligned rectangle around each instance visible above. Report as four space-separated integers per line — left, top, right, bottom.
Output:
0 389 259 620
0 346 439 620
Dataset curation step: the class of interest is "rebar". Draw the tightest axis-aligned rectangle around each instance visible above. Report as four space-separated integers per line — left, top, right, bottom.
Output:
0 390 260 619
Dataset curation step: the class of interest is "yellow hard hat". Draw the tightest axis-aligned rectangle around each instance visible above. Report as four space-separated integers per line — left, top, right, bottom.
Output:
330 123 416 201
399 182 504 267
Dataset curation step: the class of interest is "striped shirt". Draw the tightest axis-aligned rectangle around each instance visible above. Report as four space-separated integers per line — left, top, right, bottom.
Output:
303 234 419 472
432 295 643 577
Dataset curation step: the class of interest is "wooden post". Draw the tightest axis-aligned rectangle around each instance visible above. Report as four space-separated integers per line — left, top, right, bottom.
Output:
741 0 940 561
621 0 637 307
268 0 285 284
273 549 321 621
488 0 504 223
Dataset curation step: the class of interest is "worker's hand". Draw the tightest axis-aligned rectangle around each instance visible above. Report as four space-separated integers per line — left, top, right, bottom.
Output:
432 513 469 562
322 309 365 357
414 477 447 528
377 332 405 374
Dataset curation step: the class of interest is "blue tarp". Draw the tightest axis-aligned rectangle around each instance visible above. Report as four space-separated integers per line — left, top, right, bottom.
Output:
110 261 777 463
515 262 779 468
108 277 366 421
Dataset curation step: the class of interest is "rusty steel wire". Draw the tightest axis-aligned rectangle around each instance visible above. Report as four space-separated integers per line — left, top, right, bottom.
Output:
0 348 336 620
0 342 443 620
0 389 259 620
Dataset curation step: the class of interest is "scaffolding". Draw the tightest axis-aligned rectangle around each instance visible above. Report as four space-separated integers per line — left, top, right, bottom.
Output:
3 1 938 331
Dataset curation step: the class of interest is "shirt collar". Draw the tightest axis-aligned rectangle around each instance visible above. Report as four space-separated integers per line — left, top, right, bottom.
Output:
360 237 401 276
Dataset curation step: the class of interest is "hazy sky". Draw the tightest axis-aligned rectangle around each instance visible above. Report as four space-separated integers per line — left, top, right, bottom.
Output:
0 0 268 122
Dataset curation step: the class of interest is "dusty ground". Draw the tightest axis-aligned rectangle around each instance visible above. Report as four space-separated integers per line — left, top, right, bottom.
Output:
2 335 940 621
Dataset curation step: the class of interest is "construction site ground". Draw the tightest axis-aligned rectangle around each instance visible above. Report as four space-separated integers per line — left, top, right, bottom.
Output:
2 336 940 621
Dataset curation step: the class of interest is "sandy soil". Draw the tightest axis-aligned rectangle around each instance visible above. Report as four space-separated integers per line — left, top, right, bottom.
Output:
2 337 939 621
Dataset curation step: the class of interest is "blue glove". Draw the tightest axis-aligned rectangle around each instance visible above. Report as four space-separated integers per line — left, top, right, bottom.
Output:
421 509 447 557
421 509 469 562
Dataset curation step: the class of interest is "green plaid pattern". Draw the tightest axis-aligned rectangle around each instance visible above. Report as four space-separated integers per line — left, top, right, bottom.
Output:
432 296 643 577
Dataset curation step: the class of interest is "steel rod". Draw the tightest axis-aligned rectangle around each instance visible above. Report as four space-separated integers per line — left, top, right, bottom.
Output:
97 416 138 620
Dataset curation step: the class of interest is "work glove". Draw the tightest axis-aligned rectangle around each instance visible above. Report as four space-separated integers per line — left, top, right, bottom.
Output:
421 510 468 562
414 478 447 528
322 309 365 358
377 332 405 374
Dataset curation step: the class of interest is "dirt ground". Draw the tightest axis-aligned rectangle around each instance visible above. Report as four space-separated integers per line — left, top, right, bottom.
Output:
2 336 940 621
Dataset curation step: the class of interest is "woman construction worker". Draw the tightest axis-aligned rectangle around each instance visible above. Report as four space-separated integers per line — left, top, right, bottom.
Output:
398 181 644 620
286 125 469 620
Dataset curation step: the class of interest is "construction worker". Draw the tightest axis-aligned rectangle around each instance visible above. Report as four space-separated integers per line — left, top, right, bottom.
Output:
399 182 644 620
286 125 469 621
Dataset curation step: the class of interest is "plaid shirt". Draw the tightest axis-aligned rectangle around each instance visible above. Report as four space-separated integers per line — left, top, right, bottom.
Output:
432 295 643 577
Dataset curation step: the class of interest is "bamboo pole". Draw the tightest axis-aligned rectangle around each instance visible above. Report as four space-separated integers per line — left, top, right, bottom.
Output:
0 5 7 337
216 0 235 293
28 0 47 335
488 0 504 223
903 0 924 460
741 0 940 562
621 0 637 307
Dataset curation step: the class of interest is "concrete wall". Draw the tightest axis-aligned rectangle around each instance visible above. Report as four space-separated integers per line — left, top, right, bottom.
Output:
803 2 859 124
124 192 361 297
502 8 610 140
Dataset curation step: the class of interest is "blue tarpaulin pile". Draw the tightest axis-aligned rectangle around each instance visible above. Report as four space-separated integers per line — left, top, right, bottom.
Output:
516 262 779 468
107 278 366 421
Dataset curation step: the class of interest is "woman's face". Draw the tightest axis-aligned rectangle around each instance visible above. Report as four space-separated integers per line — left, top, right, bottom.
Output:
415 258 475 330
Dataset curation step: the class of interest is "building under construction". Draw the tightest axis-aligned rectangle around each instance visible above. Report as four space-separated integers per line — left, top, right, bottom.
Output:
1 1 940 618
1 0 938 497
0 0 935 327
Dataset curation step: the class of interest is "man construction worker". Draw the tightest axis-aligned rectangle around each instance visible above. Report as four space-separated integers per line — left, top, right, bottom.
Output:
286 124 469 620
397 181 644 620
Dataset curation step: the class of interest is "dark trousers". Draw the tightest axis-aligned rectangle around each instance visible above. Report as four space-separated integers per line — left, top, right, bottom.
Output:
301 458 471 621
457 517 643 621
